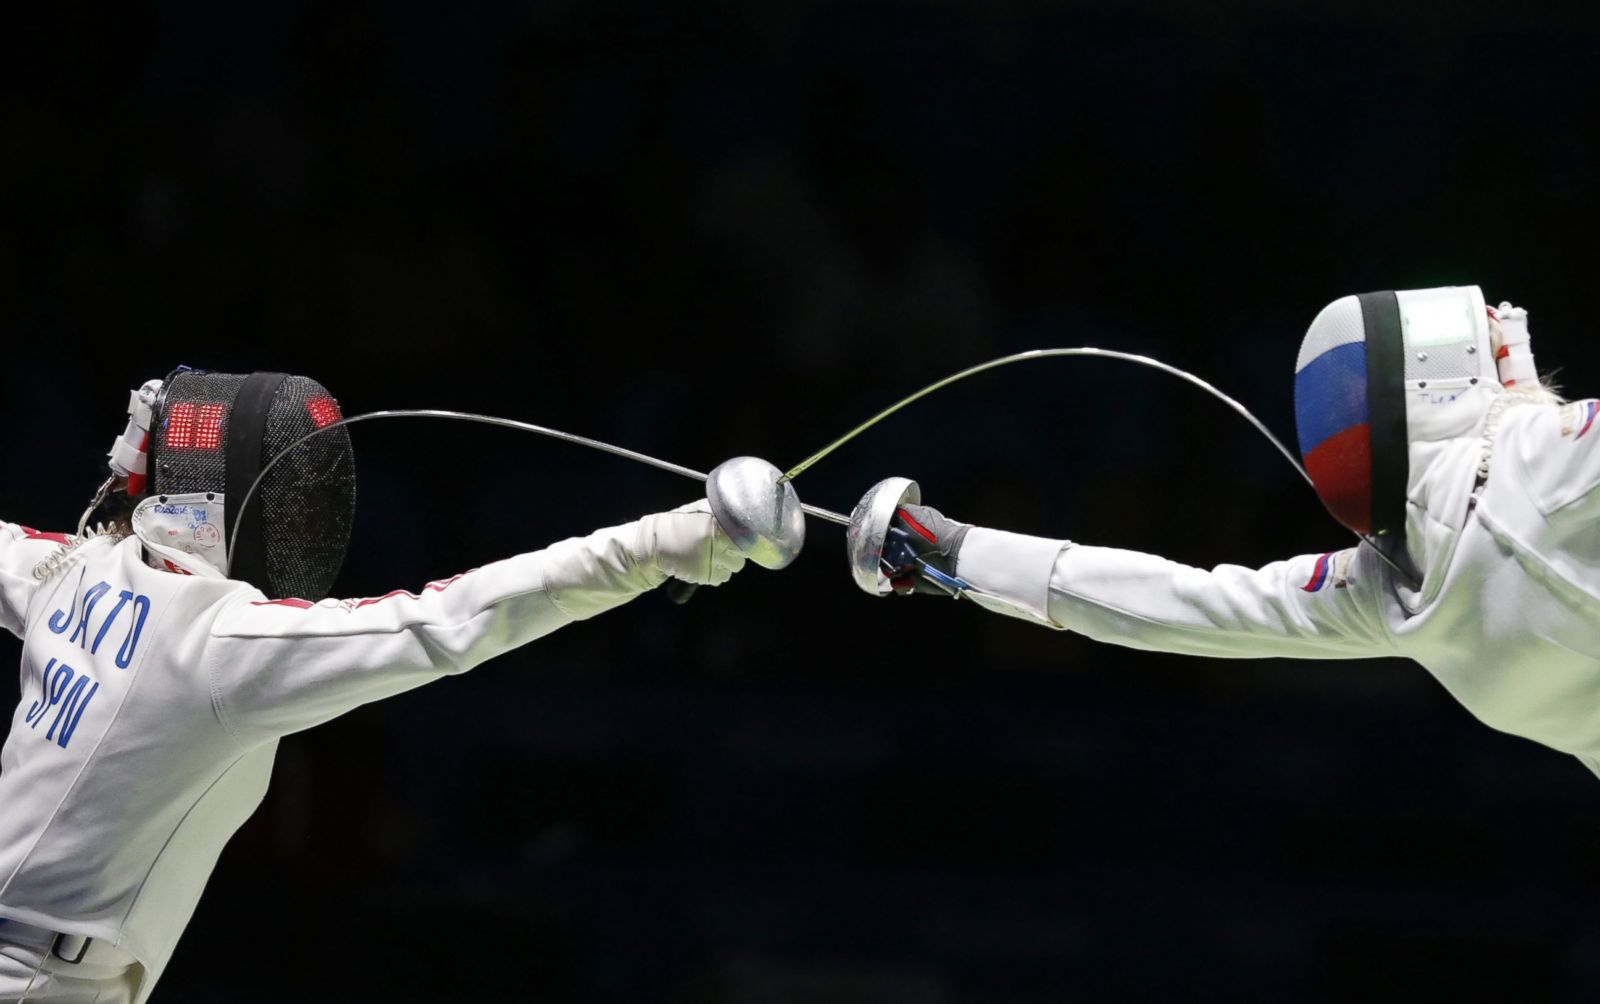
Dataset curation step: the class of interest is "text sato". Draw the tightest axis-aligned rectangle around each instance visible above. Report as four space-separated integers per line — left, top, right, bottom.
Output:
48 578 151 669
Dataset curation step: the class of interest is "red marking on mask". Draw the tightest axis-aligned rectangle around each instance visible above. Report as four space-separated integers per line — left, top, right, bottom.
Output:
166 402 225 450
306 397 342 429
1303 423 1372 535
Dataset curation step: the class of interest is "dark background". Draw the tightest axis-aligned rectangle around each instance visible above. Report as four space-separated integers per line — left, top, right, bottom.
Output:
4 2 1600 1001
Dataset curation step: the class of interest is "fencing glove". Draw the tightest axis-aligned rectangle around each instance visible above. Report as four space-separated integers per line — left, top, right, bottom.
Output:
884 503 972 596
646 500 747 587
539 500 746 620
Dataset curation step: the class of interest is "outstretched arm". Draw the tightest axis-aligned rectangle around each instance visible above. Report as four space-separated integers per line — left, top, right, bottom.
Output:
873 503 1392 660
206 504 743 744
0 522 76 639
962 529 1392 658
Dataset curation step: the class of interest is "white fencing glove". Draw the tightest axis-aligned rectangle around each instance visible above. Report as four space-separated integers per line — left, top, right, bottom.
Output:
538 501 747 620
644 500 747 587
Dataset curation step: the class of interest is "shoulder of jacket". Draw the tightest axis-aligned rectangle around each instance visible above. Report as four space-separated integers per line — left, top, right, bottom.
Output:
1491 399 1599 516
1494 400 1575 468
1552 399 1600 442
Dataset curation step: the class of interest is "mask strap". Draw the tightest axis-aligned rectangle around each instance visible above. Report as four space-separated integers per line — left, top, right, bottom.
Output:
1357 291 1420 586
224 372 289 591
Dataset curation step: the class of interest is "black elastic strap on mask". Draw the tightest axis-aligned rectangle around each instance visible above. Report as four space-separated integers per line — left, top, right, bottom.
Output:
225 372 289 589
1357 291 1420 585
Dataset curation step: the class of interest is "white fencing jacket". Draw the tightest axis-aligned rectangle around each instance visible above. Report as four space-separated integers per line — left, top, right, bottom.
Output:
0 518 676 1002
956 398 1600 776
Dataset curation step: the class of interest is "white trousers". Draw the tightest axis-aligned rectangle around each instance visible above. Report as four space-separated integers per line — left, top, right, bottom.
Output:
0 922 142 1004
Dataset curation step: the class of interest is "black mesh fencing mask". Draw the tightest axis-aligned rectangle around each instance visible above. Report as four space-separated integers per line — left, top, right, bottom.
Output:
147 369 357 600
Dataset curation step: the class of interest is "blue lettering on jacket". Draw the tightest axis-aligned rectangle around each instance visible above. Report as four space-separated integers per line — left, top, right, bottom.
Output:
46 568 86 636
115 595 151 669
23 658 99 750
48 579 152 669
67 582 111 647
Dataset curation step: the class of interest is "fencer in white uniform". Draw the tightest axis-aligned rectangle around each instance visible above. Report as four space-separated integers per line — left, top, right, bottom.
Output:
0 370 748 1003
857 286 1600 777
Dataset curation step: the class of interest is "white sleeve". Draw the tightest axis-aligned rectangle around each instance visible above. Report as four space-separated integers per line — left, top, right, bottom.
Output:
206 517 673 743
0 522 71 639
955 527 1393 659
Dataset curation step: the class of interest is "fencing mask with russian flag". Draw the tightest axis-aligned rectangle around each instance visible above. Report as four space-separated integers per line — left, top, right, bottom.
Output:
1293 285 1529 578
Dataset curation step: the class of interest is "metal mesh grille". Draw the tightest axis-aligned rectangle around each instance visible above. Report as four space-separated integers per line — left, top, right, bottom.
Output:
258 376 356 600
149 370 356 600
151 372 245 500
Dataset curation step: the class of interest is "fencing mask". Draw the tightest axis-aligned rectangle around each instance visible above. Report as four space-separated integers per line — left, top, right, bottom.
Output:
120 369 357 600
1293 285 1531 574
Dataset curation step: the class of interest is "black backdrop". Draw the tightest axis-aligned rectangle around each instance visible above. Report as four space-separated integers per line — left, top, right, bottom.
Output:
3 3 1599 1001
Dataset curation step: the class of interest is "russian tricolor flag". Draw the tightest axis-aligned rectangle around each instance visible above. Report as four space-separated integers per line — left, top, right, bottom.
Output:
1295 299 1373 534
1300 551 1335 592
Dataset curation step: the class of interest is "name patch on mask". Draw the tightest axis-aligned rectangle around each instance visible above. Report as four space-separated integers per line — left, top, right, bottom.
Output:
136 495 226 561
